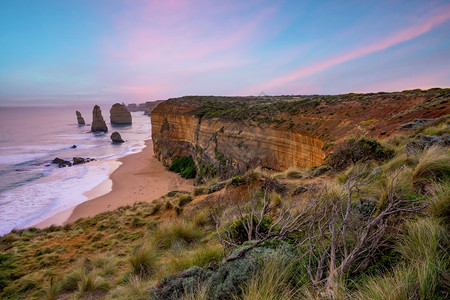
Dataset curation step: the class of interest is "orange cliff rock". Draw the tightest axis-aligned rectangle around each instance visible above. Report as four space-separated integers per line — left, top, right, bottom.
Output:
151 89 450 180
151 100 325 181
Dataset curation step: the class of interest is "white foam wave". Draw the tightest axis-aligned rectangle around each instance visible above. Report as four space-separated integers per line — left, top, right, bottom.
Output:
0 152 50 165
0 162 110 235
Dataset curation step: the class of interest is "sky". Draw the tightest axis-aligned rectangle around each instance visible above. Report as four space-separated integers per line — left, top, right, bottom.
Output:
1 0 450 105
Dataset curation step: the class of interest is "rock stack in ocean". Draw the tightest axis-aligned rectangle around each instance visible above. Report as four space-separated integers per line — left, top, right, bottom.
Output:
110 131 125 143
76 111 85 125
110 103 132 124
91 105 108 132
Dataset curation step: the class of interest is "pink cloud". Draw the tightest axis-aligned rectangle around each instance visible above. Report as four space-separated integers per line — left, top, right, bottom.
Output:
247 4 450 94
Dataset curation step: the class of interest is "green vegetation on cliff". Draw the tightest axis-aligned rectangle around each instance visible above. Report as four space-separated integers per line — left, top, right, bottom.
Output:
169 156 197 179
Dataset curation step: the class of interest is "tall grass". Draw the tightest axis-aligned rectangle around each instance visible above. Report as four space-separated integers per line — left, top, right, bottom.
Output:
427 182 450 224
241 257 299 300
149 220 203 249
411 146 450 194
165 243 223 273
356 218 449 299
421 122 450 136
129 243 159 278
107 275 150 299
77 272 110 295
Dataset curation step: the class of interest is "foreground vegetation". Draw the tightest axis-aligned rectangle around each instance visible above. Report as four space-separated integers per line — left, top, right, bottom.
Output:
1 116 449 299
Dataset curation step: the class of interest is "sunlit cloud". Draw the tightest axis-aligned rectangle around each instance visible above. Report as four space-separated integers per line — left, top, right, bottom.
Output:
247 4 450 94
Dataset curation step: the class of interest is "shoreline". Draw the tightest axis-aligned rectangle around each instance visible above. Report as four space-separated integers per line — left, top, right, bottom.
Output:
37 140 193 227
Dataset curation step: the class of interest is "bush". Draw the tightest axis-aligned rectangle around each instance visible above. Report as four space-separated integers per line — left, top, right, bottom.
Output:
226 215 273 245
169 156 197 179
327 137 395 171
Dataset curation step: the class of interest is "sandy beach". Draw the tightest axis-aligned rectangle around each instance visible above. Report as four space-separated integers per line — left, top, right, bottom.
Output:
37 140 193 227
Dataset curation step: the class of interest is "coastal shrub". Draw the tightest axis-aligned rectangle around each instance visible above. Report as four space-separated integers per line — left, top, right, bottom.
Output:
150 266 214 300
175 205 183 216
169 156 197 179
411 146 450 194
129 243 159 278
229 175 244 186
327 137 395 171
285 167 303 178
226 215 273 245
292 185 308 195
178 195 193 207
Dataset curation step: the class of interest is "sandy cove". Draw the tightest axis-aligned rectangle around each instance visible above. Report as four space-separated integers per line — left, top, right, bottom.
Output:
37 140 193 227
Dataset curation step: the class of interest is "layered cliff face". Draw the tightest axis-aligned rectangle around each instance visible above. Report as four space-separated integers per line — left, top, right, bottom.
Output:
152 89 450 181
152 102 325 180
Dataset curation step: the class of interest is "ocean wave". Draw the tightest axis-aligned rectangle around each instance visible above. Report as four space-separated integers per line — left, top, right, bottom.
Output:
0 162 111 235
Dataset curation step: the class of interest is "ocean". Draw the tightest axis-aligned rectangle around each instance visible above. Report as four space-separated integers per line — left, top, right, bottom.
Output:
0 105 151 235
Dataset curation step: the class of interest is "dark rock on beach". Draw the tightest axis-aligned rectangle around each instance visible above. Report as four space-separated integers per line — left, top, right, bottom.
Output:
52 157 72 168
110 131 125 143
76 111 85 125
91 105 108 133
52 157 95 168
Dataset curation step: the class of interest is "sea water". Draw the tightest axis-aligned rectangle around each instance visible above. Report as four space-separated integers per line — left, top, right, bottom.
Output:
0 105 151 235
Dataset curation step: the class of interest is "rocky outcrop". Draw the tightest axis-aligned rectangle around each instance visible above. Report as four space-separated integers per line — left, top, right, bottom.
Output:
110 103 132 124
91 105 108 132
110 131 124 143
75 111 85 125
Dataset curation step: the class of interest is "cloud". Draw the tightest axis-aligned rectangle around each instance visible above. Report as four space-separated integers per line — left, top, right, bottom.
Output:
247 4 450 94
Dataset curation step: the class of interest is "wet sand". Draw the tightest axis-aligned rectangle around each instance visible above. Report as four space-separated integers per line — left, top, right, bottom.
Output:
37 140 193 227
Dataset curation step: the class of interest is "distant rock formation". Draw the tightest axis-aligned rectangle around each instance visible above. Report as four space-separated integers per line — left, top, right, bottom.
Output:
110 131 124 143
76 111 85 125
144 100 164 116
91 105 108 132
127 103 138 112
110 103 132 124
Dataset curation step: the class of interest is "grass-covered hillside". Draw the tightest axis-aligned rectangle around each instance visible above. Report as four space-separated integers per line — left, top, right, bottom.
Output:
1 116 449 299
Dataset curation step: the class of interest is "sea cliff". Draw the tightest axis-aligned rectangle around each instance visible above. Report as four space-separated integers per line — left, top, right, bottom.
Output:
151 89 449 181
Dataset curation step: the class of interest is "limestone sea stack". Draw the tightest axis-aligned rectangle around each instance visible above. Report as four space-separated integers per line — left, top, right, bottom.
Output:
110 131 124 143
110 103 132 124
91 105 108 132
76 111 85 125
